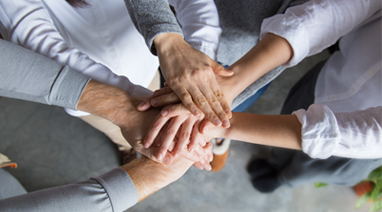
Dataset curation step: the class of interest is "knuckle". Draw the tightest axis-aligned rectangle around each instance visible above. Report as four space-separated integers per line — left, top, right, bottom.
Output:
207 113 217 121
214 90 224 100
167 129 175 136
181 132 189 140
218 112 226 119
196 95 207 105
208 96 218 104
191 68 204 78
180 92 191 101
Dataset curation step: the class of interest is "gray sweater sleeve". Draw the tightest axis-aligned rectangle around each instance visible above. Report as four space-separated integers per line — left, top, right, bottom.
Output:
124 0 183 54
0 39 89 109
0 168 139 212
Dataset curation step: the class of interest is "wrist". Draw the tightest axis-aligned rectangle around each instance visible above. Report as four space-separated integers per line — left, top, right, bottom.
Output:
121 156 193 202
154 33 184 55
77 80 137 127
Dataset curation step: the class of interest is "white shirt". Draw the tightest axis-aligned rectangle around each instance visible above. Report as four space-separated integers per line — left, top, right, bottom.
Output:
260 0 382 159
0 0 221 115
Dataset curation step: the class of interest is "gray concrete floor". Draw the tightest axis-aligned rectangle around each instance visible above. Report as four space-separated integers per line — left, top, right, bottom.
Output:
0 50 371 212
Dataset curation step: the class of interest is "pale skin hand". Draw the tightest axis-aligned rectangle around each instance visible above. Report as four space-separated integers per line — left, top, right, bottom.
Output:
137 33 294 156
143 103 208 159
77 80 212 170
139 33 294 110
153 33 233 128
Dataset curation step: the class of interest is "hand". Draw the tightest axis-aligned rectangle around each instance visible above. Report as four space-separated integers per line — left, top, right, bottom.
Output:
77 80 211 168
137 71 236 112
154 33 233 128
118 96 211 170
143 103 208 159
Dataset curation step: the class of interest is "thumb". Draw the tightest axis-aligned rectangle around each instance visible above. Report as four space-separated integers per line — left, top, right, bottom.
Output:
209 58 234 77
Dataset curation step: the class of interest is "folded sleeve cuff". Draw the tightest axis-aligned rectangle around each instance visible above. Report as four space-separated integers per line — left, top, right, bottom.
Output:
49 66 90 110
293 104 342 159
92 168 138 212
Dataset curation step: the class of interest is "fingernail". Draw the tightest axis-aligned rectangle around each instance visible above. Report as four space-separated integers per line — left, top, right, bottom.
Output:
214 119 222 126
225 110 230 114
193 109 200 116
206 165 212 171
144 142 150 149
222 119 230 128
161 110 168 116
204 127 208 132
151 99 157 106
137 102 144 108
157 153 163 160
163 154 171 164
174 153 179 158
188 147 193 152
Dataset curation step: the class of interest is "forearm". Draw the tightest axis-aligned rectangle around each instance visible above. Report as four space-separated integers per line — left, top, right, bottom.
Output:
221 33 293 102
77 80 141 127
210 112 302 150
121 156 193 202
124 0 183 54
0 39 89 109
0 168 138 212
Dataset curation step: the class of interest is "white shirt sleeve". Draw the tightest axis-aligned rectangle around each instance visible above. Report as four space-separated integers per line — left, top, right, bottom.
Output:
293 105 382 159
0 0 140 95
260 0 381 67
169 0 221 60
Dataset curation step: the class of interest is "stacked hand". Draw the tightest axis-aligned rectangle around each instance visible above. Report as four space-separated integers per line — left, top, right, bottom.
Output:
136 68 237 165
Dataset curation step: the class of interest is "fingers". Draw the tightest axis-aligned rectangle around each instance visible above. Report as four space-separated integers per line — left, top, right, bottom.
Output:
195 78 231 128
210 79 232 119
137 87 178 111
133 139 174 164
192 142 213 171
209 58 234 77
199 118 216 134
173 116 195 157
150 92 180 107
143 112 171 149
157 115 187 159
171 85 202 117
137 96 153 111
189 120 206 152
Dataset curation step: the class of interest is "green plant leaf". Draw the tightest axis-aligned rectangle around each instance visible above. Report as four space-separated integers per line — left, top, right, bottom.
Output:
369 199 382 212
356 192 371 209
371 180 382 202
314 182 328 188
368 167 382 181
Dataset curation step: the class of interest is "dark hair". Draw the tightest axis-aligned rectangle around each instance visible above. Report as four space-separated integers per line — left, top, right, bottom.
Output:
66 0 88 7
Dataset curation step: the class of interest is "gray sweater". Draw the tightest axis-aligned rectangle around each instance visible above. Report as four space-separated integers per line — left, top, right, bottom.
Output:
0 39 138 211
125 0 309 109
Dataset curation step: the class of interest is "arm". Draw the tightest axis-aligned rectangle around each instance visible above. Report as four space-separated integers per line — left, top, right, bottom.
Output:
0 39 89 109
0 41 212 210
221 0 380 104
0 0 138 94
125 0 232 127
0 155 198 212
205 105 382 159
